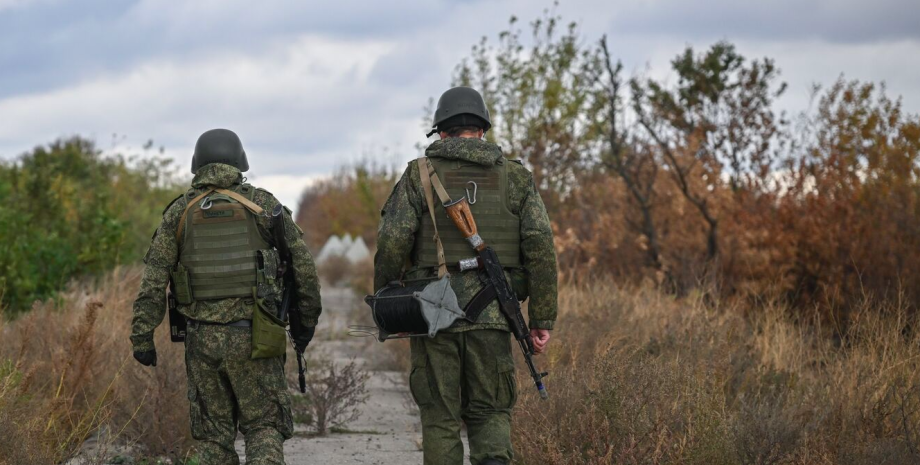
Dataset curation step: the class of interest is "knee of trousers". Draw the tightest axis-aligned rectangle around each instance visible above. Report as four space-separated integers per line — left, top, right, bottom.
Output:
242 428 286 465
187 386 236 443
197 439 241 465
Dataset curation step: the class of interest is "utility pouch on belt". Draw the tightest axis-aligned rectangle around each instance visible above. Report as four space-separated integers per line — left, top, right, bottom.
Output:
170 264 193 305
251 296 287 359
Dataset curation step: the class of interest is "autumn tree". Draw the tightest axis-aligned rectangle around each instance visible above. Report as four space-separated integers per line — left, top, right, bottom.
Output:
631 42 788 264
452 10 608 211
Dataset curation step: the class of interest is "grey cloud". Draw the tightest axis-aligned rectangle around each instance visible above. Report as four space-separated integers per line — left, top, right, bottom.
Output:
607 0 920 44
2 0 919 193
0 0 484 99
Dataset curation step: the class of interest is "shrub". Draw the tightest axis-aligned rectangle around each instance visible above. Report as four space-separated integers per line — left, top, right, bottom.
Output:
0 137 185 313
290 357 370 435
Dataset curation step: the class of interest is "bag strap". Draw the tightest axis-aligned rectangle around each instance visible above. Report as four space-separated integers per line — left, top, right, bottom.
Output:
417 157 448 278
175 187 265 242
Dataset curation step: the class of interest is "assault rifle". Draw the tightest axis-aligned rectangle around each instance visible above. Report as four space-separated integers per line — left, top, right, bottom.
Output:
271 204 306 393
444 197 549 400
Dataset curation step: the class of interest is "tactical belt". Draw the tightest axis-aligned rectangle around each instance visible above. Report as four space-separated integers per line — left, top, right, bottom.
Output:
191 319 252 328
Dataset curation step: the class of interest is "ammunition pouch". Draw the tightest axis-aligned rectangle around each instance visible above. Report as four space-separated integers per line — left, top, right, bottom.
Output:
251 250 286 359
170 264 193 305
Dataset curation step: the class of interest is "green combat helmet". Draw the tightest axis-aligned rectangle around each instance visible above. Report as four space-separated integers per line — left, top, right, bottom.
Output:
426 86 492 137
190 128 249 174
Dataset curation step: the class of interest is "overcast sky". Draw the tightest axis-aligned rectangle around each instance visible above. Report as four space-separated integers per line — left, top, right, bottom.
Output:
1 0 919 208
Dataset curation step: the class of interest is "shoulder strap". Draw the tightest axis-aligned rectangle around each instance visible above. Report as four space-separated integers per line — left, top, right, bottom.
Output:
174 186 265 242
176 188 215 241
418 158 448 278
214 188 264 215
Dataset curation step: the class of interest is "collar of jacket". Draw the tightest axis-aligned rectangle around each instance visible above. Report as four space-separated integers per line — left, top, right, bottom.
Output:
425 137 503 166
191 163 244 189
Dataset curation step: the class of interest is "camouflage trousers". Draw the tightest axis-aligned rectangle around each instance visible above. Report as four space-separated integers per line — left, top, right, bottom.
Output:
409 329 517 465
185 323 294 465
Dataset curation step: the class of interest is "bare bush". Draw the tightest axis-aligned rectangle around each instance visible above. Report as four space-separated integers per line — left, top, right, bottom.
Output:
290 357 370 435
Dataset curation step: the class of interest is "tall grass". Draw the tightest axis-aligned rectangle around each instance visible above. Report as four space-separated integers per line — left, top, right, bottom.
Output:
512 283 920 464
0 267 193 464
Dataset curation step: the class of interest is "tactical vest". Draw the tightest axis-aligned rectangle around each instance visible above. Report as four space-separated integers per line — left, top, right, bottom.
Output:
177 184 270 301
414 156 522 268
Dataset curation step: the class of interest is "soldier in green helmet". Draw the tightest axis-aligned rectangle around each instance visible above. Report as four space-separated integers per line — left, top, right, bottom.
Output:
130 129 322 465
375 87 558 465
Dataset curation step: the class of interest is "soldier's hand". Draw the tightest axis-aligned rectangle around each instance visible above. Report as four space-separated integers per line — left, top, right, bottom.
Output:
133 350 158 367
292 326 315 354
530 329 551 355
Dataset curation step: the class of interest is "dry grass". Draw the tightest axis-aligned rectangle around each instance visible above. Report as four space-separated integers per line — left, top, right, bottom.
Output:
0 267 194 464
6 266 920 464
512 282 920 464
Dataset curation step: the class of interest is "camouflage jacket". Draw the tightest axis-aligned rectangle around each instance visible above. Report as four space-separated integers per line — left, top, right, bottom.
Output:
374 138 557 332
130 163 322 352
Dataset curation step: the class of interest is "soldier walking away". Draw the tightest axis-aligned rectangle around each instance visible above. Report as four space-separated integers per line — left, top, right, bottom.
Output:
375 87 558 465
130 129 322 465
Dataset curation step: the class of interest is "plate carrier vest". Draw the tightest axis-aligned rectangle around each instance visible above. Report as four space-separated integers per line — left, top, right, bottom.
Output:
177 184 271 302
414 156 522 269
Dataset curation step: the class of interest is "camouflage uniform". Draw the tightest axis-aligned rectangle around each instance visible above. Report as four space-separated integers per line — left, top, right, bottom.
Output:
375 138 558 464
131 163 322 465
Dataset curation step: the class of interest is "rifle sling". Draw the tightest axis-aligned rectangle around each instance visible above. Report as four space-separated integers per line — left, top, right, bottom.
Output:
418 157 448 278
463 281 497 323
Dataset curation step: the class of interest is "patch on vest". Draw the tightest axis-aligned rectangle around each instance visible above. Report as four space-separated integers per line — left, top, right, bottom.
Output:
203 209 235 219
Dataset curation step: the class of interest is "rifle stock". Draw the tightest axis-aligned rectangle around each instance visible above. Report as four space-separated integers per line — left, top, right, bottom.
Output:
444 198 485 251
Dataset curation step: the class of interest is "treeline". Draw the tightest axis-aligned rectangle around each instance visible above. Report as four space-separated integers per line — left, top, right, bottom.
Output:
457 13 920 315
0 137 185 313
301 12 920 317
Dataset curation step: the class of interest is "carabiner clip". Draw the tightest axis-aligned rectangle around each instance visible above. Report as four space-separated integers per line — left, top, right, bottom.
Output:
200 196 213 210
466 181 478 205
